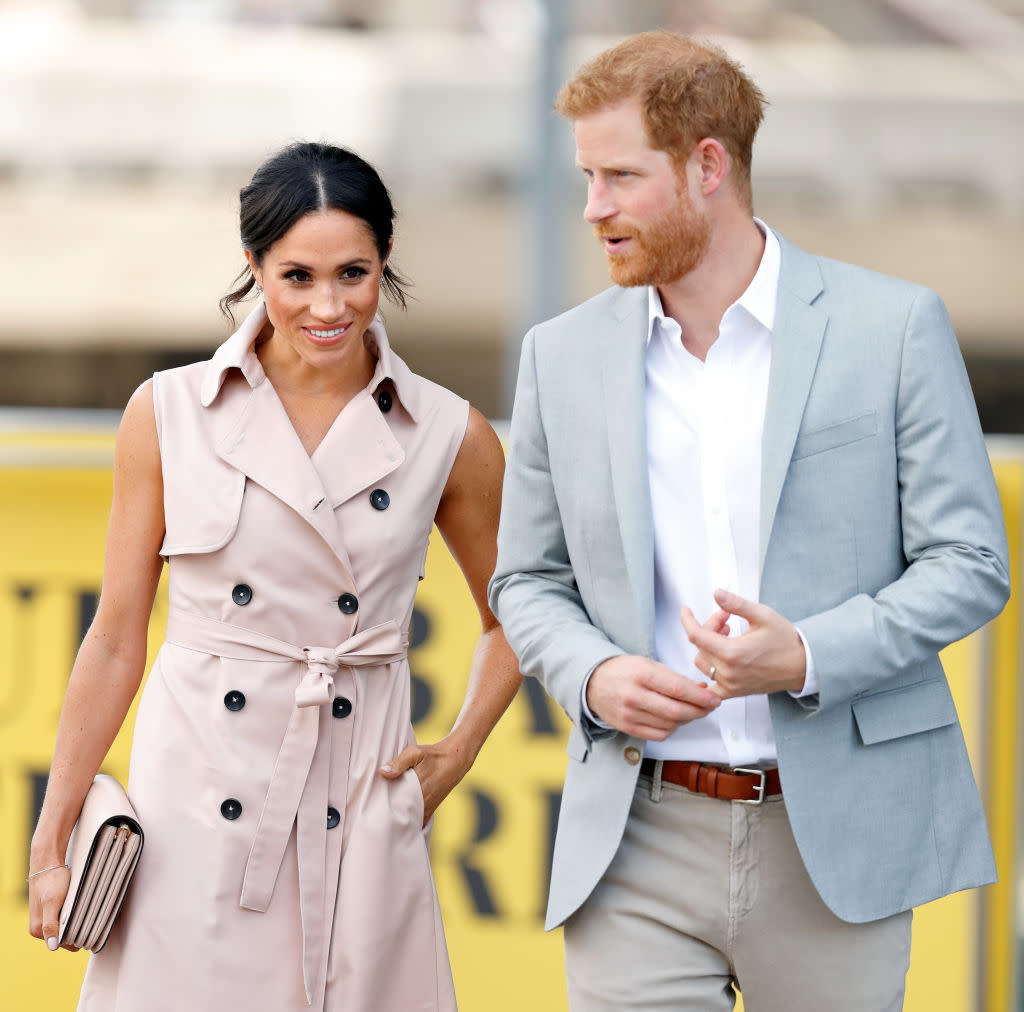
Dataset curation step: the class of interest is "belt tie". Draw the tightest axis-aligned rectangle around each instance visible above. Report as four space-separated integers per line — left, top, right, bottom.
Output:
165 608 409 1005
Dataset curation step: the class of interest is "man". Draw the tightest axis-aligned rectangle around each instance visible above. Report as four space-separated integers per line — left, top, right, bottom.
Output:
488 31 1010 1012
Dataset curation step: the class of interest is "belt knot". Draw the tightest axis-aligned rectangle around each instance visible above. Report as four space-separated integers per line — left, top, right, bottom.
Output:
296 648 338 707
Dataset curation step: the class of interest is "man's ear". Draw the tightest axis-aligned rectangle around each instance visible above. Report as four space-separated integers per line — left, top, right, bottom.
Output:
692 138 728 196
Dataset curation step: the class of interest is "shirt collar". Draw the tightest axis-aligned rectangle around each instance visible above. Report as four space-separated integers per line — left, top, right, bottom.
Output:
200 302 423 421
646 218 780 344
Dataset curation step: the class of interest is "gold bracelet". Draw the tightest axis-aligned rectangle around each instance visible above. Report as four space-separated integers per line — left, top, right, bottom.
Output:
27 863 69 882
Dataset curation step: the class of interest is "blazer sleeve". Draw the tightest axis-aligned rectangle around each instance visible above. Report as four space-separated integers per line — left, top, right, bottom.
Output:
797 288 1010 711
488 327 625 731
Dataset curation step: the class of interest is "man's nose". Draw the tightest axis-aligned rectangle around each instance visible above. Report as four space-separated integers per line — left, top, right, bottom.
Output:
584 181 615 224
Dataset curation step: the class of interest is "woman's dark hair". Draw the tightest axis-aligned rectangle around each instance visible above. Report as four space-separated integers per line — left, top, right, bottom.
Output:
220 142 411 323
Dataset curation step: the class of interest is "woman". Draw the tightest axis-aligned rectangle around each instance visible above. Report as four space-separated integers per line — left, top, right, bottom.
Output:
28 142 520 1011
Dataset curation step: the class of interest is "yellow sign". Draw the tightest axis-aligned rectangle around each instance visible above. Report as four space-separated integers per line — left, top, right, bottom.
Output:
1 423 1020 1010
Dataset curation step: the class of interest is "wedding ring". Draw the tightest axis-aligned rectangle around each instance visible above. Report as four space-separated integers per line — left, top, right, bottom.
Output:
708 664 717 681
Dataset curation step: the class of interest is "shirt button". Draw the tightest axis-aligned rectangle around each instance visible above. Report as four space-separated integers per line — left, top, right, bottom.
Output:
623 747 641 765
370 489 390 511
326 807 341 829
337 593 358 615
231 584 253 606
332 696 353 719
223 690 246 712
220 798 242 821
377 390 392 413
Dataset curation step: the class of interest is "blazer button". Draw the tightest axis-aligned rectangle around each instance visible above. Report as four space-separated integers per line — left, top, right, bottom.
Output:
224 690 246 712
332 696 353 719
370 489 390 511
326 806 341 829
220 798 242 820
377 389 392 413
623 747 641 765
231 584 253 606
337 593 358 615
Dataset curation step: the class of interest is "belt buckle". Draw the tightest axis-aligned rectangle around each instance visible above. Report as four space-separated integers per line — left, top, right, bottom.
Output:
732 767 766 805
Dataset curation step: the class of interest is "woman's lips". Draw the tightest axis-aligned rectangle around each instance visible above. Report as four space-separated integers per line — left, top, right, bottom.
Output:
303 324 350 345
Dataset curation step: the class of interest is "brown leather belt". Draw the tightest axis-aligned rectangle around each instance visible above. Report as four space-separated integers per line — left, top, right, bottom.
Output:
640 758 781 804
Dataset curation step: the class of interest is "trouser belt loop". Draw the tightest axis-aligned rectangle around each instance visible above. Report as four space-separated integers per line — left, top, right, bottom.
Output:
649 759 664 803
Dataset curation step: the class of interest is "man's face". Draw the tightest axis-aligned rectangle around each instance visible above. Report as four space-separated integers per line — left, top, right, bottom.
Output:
574 98 709 287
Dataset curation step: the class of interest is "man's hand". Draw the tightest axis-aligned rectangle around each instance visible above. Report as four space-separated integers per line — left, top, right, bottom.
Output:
680 589 806 698
587 612 727 740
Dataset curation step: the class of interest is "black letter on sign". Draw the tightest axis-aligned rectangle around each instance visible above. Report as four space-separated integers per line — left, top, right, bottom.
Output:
409 607 434 726
410 673 434 726
25 770 49 897
458 789 501 917
520 675 561 736
77 590 99 651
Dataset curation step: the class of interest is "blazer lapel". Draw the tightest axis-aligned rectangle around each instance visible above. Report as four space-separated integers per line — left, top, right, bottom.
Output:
600 288 656 653
759 237 828 576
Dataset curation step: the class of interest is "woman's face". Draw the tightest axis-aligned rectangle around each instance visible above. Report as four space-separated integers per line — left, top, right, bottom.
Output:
246 208 389 374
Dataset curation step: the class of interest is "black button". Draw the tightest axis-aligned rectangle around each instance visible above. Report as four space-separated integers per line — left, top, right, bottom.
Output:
326 807 341 829
221 798 242 821
231 584 253 606
370 489 390 511
377 390 392 413
224 690 246 711
332 696 353 719
337 593 358 615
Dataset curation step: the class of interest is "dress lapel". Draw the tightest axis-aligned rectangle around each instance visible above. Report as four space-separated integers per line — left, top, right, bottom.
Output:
198 305 418 579
210 374 348 570
600 287 656 653
759 236 828 577
313 390 405 509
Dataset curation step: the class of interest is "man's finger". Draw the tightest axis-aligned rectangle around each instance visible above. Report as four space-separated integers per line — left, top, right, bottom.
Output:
680 606 729 654
642 665 721 710
713 588 764 622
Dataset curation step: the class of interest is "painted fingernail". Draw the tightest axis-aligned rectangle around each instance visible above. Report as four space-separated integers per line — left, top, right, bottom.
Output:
47 936 58 951
380 764 393 773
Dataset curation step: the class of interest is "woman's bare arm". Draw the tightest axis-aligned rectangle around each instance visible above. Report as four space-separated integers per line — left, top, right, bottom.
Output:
29 379 166 949
379 408 521 822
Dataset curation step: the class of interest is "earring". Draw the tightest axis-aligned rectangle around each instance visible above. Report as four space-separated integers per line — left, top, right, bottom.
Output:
254 283 263 296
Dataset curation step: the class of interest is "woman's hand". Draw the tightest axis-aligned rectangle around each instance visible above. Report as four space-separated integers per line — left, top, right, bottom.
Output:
27 864 77 952
379 737 474 826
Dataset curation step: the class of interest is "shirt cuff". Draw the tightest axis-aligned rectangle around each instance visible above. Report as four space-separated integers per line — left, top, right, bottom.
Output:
581 663 614 730
790 627 818 698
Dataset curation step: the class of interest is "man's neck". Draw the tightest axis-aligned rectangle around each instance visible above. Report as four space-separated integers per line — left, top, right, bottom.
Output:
657 216 766 362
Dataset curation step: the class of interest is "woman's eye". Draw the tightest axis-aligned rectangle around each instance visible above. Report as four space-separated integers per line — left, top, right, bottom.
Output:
283 269 310 283
342 267 369 281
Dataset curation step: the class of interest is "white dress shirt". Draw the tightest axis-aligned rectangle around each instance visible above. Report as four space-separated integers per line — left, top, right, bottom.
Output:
584 222 816 765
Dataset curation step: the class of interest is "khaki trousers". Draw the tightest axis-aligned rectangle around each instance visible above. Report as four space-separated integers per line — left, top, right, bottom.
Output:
564 771 912 1012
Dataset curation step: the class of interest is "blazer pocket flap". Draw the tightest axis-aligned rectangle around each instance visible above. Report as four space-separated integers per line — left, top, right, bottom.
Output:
792 410 878 460
566 722 590 761
852 679 957 745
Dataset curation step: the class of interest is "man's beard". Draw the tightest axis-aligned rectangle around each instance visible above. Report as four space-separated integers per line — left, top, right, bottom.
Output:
595 188 710 288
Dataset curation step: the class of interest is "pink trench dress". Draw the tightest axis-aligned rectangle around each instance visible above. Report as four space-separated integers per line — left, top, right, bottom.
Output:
79 305 467 1011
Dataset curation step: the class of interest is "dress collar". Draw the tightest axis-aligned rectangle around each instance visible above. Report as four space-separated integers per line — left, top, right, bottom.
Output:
200 302 423 421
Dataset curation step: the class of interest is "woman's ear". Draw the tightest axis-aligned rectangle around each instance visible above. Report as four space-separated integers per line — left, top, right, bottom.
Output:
243 249 261 287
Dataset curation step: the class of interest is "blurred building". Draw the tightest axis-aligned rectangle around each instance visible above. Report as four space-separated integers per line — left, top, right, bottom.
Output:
0 0 1022 425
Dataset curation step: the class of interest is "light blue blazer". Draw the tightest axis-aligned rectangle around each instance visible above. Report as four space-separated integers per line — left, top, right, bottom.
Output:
489 235 1011 930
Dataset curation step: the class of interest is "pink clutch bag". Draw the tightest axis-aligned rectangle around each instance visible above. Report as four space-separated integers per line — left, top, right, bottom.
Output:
57 774 144 952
